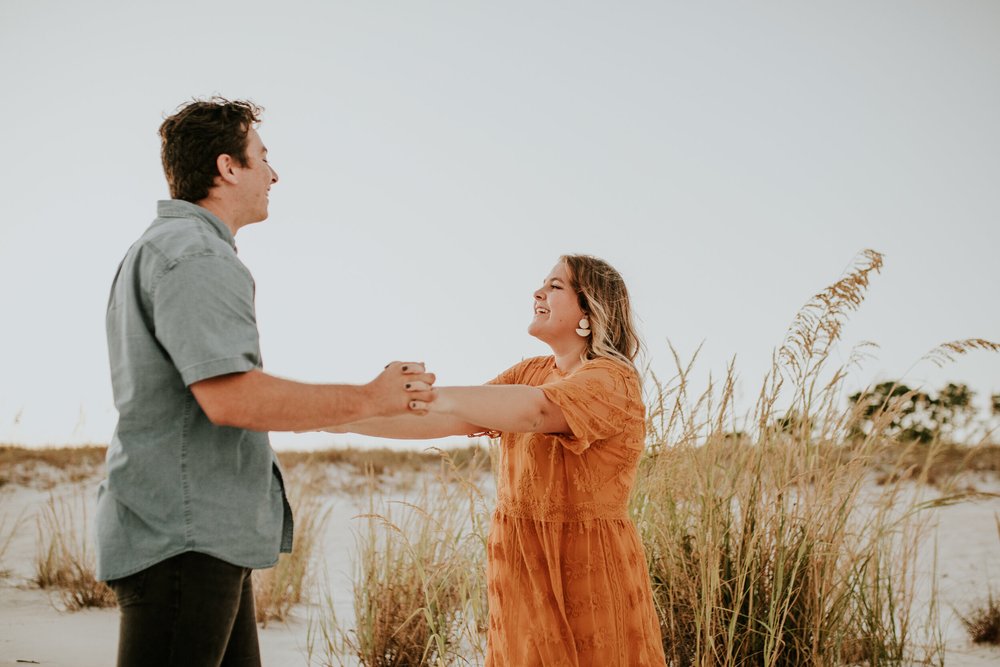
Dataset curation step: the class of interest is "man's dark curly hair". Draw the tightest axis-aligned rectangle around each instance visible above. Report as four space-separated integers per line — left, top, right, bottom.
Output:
159 97 263 203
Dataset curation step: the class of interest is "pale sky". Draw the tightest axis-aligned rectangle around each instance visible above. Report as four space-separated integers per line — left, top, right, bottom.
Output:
1 1 998 448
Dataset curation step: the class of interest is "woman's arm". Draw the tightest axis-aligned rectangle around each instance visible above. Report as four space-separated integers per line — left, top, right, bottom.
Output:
425 385 571 435
318 413 480 440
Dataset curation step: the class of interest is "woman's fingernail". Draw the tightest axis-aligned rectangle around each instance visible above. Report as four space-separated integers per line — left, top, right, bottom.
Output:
402 365 409 372
405 383 411 389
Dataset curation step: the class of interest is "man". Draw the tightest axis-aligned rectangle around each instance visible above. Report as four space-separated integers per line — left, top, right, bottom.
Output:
97 97 434 667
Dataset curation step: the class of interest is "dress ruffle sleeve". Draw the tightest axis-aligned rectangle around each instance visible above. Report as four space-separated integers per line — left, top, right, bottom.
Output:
485 356 546 386
540 358 639 455
472 357 547 438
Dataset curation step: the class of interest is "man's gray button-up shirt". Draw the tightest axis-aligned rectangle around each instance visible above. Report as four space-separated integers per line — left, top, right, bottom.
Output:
96 199 293 582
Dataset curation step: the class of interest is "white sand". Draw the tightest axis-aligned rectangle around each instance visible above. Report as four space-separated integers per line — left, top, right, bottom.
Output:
2 466 999 666
914 474 1000 666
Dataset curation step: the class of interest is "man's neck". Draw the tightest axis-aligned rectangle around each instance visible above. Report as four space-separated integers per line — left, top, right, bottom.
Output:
194 197 242 237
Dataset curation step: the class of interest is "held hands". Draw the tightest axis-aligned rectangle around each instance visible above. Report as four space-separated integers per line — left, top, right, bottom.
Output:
368 361 437 417
405 382 448 415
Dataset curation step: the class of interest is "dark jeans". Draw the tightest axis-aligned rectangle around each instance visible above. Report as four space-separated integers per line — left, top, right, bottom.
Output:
108 551 261 667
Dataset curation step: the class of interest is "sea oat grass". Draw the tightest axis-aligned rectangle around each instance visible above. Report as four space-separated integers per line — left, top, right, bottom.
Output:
34 491 115 610
316 450 491 666
254 466 332 626
0 495 27 577
630 249 974 666
633 415 938 665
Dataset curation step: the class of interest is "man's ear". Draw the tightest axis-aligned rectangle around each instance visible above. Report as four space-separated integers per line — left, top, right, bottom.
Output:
215 154 240 186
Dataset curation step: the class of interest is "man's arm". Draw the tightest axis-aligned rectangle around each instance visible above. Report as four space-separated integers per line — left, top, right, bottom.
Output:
190 362 435 432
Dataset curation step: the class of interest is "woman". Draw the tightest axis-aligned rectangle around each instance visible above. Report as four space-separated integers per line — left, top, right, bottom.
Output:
329 255 666 666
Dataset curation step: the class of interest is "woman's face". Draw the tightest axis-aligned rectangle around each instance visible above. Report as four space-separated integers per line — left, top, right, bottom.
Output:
528 261 587 344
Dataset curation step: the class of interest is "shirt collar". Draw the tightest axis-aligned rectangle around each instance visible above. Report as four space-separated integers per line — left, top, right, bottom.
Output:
156 200 237 250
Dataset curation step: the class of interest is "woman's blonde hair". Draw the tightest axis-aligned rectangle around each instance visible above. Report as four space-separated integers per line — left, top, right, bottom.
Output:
561 254 643 367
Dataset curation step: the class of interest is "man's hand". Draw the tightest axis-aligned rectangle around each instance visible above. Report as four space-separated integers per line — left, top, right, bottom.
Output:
366 362 436 417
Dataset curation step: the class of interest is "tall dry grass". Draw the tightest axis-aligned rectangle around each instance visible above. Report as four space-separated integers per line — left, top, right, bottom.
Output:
311 450 492 667
632 426 949 665
34 491 115 610
0 493 26 578
631 249 976 666
254 466 332 626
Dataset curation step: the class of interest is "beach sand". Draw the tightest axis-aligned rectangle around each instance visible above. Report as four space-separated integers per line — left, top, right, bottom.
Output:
2 461 999 666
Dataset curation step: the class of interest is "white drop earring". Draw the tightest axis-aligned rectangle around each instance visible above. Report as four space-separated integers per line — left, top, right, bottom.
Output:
576 317 591 337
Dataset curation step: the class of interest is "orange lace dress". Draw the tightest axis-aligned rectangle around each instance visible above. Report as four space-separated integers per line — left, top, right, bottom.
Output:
485 355 666 667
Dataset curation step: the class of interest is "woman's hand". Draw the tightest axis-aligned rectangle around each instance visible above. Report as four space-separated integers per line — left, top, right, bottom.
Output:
405 380 443 415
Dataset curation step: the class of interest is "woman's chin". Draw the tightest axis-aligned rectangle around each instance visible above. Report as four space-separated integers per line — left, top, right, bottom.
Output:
526 322 545 340
527 325 557 347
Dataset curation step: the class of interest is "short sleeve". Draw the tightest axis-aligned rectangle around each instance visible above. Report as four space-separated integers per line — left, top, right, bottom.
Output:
152 254 261 386
485 357 542 386
540 359 640 455
472 358 545 438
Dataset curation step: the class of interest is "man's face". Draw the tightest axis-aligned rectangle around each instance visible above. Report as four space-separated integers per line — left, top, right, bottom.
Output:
234 128 278 224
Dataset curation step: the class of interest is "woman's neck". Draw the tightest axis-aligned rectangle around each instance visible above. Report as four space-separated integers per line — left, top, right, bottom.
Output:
550 339 588 374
